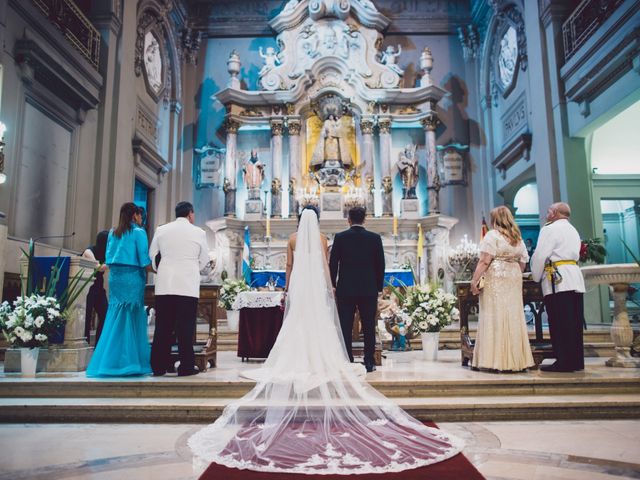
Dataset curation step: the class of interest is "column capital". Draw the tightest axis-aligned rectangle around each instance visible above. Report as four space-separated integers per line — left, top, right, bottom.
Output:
287 121 301 136
271 121 284 136
224 118 241 134
421 114 440 131
378 119 391 134
360 119 374 135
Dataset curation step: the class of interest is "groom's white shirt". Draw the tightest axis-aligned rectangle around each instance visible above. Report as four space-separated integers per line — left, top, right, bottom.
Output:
149 217 209 298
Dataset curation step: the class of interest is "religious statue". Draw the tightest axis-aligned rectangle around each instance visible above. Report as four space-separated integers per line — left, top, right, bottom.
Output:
397 144 418 199
310 114 352 170
258 46 281 77
243 149 265 200
380 45 403 75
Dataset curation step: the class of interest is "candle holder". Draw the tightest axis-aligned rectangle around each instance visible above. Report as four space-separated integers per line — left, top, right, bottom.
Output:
392 233 400 269
264 234 272 269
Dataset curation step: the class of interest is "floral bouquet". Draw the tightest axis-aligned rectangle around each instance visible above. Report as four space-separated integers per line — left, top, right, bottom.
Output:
0 295 63 349
400 283 459 335
579 238 606 264
218 278 250 310
447 235 479 281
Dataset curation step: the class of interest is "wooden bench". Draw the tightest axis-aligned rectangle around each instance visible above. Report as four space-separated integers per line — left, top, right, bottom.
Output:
144 284 219 372
456 279 554 369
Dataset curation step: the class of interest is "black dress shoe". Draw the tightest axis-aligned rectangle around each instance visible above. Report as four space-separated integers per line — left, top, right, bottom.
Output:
365 364 376 373
540 363 574 372
177 368 200 377
152 371 166 377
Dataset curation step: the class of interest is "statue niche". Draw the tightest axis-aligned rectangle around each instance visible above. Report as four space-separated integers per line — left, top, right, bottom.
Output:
308 112 355 188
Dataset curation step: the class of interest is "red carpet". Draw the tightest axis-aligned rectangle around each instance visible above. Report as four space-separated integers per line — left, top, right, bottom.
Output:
198 423 485 479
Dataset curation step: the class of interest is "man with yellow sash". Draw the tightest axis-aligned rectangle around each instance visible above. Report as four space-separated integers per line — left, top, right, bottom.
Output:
531 202 586 372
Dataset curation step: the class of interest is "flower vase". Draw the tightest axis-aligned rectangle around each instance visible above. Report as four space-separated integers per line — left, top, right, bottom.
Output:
226 310 240 332
421 332 439 361
20 347 39 377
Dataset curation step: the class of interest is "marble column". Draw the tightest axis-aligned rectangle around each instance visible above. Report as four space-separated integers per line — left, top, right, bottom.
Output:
287 120 301 217
224 119 240 217
422 113 441 215
360 119 375 216
378 118 393 217
270 120 284 218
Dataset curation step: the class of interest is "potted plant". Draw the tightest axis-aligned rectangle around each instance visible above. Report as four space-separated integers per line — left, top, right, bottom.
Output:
400 283 459 361
0 295 63 376
579 238 606 265
218 278 250 331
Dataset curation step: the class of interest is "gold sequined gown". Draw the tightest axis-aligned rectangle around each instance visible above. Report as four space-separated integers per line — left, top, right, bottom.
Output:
472 230 535 371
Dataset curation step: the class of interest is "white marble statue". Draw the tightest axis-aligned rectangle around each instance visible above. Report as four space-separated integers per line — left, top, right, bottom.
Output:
380 44 404 75
259 46 281 77
397 144 418 199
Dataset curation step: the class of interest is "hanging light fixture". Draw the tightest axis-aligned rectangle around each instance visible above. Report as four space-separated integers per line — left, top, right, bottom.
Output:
0 122 6 184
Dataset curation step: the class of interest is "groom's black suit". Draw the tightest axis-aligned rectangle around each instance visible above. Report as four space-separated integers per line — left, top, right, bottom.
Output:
330 225 385 367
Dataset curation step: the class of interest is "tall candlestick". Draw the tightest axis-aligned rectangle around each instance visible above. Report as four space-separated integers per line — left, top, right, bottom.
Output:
266 212 271 238
393 215 398 236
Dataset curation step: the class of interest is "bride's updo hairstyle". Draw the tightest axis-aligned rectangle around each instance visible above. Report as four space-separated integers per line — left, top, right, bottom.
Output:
298 205 320 223
490 205 522 246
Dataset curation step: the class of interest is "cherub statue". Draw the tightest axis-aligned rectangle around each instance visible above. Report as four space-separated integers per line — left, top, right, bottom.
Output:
258 46 280 77
380 45 404 75
397 144 419 199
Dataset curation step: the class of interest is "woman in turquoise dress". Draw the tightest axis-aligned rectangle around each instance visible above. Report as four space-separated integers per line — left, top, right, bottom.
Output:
86 203 152 377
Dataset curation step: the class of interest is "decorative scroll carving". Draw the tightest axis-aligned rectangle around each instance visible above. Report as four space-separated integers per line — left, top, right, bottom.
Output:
378 119 391 134
288 121 301 136
224 118 240 134
421 114 439 131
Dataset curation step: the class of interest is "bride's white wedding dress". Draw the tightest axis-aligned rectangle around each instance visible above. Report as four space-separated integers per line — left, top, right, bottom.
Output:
189 210 463 475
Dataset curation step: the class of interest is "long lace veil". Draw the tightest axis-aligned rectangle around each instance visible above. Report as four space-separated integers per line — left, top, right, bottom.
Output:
189 210 463 474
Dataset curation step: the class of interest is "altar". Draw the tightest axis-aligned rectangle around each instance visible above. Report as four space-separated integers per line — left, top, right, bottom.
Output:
200 0 461 288
250 269 415 289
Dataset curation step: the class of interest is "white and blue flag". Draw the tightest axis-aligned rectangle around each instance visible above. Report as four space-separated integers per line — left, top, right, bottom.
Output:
242 226 252 284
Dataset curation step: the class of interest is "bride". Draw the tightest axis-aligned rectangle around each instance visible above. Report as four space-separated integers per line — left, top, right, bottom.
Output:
188 208 463 474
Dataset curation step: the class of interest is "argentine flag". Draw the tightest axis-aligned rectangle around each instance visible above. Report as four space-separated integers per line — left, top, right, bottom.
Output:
242 226 252 284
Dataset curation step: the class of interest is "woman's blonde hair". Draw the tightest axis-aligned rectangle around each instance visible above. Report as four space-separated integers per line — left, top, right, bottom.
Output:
490 206 522 246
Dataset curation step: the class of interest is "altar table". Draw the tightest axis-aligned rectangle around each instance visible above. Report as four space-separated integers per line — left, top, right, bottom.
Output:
233 291 284 361
251 269 414 288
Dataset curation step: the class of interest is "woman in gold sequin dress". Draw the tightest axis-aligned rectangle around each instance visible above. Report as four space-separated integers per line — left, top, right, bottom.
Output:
470 206 534 372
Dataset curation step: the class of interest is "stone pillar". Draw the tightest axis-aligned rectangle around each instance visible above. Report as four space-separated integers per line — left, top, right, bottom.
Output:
287 120 301 217
422 113 441 215
378 118 393 217
360 119 375 216
270 120 284 218
224 119 240 217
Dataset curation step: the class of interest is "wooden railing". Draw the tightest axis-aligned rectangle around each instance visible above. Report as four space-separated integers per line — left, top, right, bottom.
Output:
32 0 101 69
562 0 625 61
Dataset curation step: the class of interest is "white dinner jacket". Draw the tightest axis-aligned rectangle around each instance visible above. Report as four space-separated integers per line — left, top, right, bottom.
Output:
149 217 210 298
530 219 586 297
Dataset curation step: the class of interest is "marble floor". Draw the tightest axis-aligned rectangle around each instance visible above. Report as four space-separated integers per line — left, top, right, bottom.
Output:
1 420 639 479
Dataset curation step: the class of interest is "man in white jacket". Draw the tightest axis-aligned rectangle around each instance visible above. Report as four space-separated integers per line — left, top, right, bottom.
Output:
531 202 586 372
149 202 210 376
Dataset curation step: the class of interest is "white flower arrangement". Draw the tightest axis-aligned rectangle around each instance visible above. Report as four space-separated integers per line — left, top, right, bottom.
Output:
400 283 459 334
447 235 479 281
218 278 250 310
0 295 63 348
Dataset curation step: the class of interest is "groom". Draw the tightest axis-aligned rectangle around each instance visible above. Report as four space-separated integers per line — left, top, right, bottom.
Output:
330 206 385 372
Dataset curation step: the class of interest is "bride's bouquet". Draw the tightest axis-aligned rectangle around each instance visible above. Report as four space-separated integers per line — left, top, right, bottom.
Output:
0 295 64 349
401 284 459 334
218 278 250 310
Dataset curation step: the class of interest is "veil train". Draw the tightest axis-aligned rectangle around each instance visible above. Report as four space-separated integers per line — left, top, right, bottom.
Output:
188 209 463 474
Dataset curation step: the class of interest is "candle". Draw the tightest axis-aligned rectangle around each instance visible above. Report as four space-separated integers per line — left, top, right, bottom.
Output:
266 211 271 238
393 215 398 236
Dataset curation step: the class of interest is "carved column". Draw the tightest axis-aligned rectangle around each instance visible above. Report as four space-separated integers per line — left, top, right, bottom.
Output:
287 120 301 217
422 113 441 215
270 120 284 218
378 118 393 217
224 119 240 217
360 119 375 216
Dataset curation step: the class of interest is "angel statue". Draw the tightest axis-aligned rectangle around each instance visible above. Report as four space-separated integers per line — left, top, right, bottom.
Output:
310 114 352 170
258 46 280 77
243 149 265 200
380 45 404 75
397 144 418 199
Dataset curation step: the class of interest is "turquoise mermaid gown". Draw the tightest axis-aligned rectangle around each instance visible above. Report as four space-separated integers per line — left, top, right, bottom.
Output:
87 226 152 377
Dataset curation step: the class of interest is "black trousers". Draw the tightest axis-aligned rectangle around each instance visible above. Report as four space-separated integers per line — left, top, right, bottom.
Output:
151 295 198 375
544 291 585 370
84 286 108 346
336 295 378 365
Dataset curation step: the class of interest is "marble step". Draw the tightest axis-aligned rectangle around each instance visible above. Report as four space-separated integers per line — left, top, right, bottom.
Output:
1 394 638 423
1 375 638 399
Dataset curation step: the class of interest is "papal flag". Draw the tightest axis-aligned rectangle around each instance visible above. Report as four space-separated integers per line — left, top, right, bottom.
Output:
417 223 424 259
242 226 252 284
